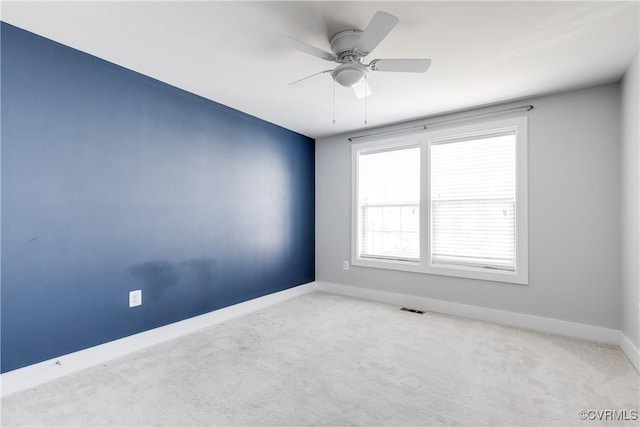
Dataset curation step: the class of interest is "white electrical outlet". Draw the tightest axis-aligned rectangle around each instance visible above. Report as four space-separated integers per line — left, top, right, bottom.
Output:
343 261 350 270
129 290 142 308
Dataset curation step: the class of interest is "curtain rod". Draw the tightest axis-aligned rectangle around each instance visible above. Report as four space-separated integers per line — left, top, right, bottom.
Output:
347 104 534 142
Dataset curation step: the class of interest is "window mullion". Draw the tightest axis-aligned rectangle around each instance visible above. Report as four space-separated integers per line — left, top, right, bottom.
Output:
421 139 430 269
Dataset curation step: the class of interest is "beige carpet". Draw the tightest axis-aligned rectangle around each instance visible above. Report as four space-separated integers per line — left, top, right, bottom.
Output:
2 292 638 426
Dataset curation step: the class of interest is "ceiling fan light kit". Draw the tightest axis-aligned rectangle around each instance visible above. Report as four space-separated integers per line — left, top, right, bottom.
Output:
332 63 368 87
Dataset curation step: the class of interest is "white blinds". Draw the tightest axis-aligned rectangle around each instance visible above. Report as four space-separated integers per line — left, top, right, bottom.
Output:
430 132 516 270
358 146 420 260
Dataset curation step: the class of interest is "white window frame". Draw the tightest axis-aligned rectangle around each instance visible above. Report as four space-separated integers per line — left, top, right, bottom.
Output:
351 116 528 285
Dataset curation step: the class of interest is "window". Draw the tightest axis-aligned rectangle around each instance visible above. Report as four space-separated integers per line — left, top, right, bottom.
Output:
430 132 516 271
351 117 528 284
358 145 420 261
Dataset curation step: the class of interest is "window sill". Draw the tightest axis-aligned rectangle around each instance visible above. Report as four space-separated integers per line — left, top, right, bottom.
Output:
351 256 528 285
352 257 423 273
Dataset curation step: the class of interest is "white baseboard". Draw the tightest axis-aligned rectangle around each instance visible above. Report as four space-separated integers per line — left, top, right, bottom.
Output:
1 282 318 398
619 332 640 373
316 281 621 345
3 281 634 397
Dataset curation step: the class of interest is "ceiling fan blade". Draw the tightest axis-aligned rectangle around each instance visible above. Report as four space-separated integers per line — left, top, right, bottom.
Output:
355 11 399 55
370 59 431 73
279 37 336 61
352 80 372 99
288 70 333 86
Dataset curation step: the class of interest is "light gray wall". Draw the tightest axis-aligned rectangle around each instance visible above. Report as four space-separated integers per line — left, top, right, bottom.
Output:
621 53 639 347
316 84 622 329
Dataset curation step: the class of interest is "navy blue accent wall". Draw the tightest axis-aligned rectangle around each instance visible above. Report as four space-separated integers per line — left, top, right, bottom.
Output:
1 23 315 373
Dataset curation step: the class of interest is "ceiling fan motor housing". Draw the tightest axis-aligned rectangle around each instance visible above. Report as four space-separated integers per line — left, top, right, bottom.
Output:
330 29 364 63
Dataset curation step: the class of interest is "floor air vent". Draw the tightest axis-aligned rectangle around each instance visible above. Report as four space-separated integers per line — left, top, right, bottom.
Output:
400 307 425 314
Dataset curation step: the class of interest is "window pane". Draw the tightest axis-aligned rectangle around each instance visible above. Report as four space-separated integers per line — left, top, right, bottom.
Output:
359 146 420 260
430 133 516 270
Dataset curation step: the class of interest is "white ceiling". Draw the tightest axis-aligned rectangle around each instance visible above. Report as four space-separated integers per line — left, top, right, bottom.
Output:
2 1 639 139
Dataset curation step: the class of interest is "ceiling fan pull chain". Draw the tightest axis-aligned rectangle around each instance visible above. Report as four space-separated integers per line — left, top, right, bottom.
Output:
364 78 368 125
333 79 336 124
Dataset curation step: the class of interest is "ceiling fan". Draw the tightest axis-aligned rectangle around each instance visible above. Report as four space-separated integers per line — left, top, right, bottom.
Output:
279 11 431 99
